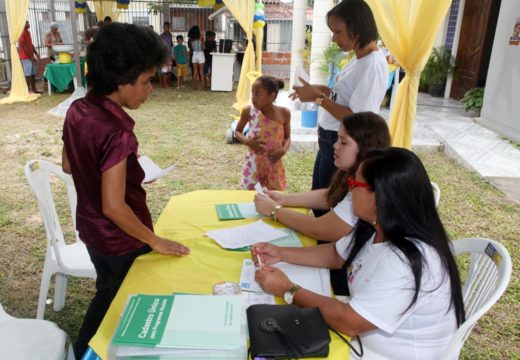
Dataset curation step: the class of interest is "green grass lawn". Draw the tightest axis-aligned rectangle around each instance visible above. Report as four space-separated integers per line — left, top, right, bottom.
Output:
0 86 518 358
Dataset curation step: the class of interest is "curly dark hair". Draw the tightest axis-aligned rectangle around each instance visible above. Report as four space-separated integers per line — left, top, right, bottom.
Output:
255 75 284 99
86 23 169 95
188 25 201 40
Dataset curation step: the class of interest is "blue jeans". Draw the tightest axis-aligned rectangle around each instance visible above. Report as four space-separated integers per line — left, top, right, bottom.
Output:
312 127 338 196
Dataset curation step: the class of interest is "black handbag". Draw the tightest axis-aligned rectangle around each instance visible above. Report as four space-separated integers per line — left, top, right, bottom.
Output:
247 304 331 359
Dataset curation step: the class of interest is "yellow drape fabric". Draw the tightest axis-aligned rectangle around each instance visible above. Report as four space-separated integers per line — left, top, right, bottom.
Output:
253 27 264 73
366 0 452 148
90 0 120 22
222 0 255 111
0 0 40 105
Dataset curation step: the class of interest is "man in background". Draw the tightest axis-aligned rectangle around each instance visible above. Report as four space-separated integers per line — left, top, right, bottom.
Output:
45 22 63 61
18 21 42 94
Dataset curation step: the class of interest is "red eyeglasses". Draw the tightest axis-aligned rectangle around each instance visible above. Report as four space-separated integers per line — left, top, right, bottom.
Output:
347 176 371 190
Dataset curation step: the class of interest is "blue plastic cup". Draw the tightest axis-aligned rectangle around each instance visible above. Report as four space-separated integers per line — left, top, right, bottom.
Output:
301 110 318 128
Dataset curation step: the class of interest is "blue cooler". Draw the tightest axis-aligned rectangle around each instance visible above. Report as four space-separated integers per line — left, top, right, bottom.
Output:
301 110 318 128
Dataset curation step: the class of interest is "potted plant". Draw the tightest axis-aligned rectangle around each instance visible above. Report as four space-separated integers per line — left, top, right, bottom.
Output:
421 46 457 97
460 87 484 115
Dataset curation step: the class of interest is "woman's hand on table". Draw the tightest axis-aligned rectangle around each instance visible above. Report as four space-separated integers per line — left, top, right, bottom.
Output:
150 236 190 256
251 242 282 266
254 193 278 216
255 266 292 297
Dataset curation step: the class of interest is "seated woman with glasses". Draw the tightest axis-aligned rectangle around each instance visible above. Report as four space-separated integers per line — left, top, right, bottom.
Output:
252 147 466 359
254 111 390 294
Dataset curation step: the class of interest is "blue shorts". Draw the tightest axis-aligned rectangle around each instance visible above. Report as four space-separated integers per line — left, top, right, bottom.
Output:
21 59 36 76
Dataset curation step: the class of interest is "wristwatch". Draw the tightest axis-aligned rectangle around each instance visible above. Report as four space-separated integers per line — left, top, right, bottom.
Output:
315 94 325 106
283 284 302 304
271 205 283 222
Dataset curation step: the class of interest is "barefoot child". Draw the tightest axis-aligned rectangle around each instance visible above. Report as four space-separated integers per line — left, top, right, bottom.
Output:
235 76 291 191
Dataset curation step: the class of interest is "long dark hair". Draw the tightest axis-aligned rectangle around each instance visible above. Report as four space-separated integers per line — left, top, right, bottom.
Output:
188 25 201 40
344 148 465 326
327 112 390 207
326 0 378 49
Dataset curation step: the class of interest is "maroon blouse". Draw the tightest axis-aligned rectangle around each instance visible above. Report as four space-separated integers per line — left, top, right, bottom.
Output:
63 91 153 256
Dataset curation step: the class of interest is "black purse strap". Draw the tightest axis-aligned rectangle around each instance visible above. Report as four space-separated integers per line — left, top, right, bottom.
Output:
331 329 364 358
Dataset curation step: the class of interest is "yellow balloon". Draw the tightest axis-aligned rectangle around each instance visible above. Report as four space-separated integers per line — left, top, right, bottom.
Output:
253 20 265 29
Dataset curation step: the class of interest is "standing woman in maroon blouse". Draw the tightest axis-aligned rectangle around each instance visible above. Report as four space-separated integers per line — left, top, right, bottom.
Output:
61 23 190 359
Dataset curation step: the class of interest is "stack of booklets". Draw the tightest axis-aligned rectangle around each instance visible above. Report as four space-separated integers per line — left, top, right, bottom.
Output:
108 294 247 359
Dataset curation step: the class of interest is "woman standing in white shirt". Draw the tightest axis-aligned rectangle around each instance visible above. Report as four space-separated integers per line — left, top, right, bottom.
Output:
291 0 388 217
253 148 465 359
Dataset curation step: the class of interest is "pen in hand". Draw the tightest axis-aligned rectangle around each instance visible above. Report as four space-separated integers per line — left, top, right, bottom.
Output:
256 253 264 270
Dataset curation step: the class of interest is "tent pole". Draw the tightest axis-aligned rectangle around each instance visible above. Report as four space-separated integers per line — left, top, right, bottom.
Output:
68 0 83 90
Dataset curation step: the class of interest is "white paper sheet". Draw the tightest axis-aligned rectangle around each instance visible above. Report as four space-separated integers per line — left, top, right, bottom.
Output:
241 291 276 308
138 155 175 183
205 220 287 249
293 66 310 87
254 182 265 195
239 259 332 298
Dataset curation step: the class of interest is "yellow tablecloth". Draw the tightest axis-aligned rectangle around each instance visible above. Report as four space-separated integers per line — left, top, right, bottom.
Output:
89 190 350 359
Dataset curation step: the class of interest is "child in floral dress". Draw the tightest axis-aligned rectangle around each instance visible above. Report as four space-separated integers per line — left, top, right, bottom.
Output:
235 76 291 190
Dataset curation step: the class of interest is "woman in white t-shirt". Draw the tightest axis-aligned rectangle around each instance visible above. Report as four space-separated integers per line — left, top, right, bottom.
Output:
254 112 390 294
291 0 388 214
253 148 466 360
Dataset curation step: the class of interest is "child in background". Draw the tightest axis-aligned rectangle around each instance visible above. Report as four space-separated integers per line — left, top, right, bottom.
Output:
173 35 188 89
204 31 217 84
187 25 206 91
235 76 291 191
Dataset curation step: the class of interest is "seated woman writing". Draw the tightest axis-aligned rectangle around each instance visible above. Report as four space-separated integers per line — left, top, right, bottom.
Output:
254 111 390 294
252 147 465 359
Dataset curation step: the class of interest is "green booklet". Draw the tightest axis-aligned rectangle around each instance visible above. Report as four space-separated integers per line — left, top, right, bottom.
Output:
215 203 262 220
112 294 242 350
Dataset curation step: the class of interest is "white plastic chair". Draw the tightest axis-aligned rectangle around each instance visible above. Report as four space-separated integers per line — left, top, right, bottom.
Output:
25 160 96 319
431 181 441 208
0 303 74 359
441 238 512 359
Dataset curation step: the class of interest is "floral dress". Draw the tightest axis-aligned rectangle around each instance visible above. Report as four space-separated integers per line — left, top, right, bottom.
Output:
241 107 287 191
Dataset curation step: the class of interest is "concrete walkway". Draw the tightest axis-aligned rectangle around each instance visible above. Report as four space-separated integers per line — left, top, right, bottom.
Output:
279 91 520 202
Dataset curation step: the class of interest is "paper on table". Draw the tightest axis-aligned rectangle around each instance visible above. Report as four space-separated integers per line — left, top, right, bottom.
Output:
138 155 175 183
293 66 310 87
241 291 275 309
205 220 287 249
254 183 265 195
239 259 332 297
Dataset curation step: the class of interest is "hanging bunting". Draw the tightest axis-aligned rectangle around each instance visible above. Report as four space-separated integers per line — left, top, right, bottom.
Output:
213 0 224 10
197 0 216 7
116 0 130 10
253 0 265 29
75 0 87 14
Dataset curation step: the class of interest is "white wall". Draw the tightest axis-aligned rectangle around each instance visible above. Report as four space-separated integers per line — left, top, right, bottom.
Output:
479 0 520 143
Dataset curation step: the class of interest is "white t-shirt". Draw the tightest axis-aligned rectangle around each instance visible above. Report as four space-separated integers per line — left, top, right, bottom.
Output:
332 192 358 227
319 50 388 131
335 234 458 360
